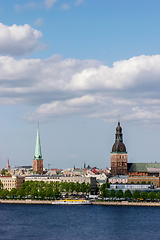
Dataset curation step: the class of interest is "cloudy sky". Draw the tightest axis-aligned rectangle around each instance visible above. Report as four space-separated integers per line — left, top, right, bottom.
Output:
0 0 160 169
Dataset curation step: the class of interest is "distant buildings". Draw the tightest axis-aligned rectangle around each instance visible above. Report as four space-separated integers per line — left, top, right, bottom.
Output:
5 157 10 170
109 121 160 189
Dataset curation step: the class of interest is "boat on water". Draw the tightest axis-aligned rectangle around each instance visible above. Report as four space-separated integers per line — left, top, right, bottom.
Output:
52 199 92 205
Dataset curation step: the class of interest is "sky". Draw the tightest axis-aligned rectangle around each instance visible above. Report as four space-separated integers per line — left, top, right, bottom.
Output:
0 0 160 169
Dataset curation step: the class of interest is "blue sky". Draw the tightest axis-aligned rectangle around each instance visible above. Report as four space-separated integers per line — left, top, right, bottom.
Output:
0 0 160 169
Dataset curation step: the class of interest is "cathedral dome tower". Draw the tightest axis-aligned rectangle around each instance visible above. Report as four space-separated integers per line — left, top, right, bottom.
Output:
111 121 127 153
110 121 128 177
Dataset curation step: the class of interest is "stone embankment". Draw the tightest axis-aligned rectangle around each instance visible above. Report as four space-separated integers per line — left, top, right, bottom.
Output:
0 199 53 204
92 201 160 207
1 199 160 206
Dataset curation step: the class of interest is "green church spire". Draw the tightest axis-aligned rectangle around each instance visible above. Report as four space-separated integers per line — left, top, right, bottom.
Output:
34 123 42 160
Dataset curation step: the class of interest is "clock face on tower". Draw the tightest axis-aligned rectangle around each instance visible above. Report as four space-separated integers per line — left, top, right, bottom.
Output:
113 147 115 151
120 147 123 151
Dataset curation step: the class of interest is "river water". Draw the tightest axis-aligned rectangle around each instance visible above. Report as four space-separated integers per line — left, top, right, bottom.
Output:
0 203 160 240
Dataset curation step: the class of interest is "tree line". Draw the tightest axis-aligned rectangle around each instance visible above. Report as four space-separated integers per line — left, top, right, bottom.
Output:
100 183 160 200
0 180 92 199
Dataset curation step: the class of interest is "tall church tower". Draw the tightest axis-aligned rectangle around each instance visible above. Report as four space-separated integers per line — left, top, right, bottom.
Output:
110 121 128 177
33 124 43 175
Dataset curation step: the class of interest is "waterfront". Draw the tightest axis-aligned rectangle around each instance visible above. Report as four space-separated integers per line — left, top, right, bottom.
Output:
0 204 160 240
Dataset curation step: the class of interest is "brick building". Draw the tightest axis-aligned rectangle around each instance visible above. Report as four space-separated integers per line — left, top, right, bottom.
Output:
110 121 128 176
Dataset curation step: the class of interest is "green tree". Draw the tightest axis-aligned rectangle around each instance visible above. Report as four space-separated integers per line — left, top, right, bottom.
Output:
60 182 65 193
46 187 53 198
140 191 148 200
80 182 86 196
156 191 160 199
100 183 110 199
0 180 3 190
53 188 61 199
30 187 38 199
116 190 123 199
132 190 140 199
1 169 8 176
148 191 156 200
100 183 107 192
109 189 116 198
75 182 81 196
9 188 17 198
17 187 26 198
26 185 32 197
124 190 132 199
38 188 46 199
69 182 75 195
101 189 109 199
85 182 91 195
1 189 9 198
64 182 70 195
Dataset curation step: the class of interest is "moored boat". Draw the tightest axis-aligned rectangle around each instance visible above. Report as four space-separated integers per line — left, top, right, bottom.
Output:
52 199 92 205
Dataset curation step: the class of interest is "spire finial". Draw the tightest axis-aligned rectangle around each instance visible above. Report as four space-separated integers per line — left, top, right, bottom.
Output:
118 115 120 125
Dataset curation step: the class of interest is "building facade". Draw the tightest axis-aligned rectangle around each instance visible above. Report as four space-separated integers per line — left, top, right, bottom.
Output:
110 121 128 177
109 175 128 184
128 176 160 187
33 124 43 175
0 175 24 191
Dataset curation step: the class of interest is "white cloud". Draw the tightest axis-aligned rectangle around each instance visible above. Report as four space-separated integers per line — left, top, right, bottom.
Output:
75 0 84 6
0 54 160 124
0 23 45 56
61 4 70 10
45 0 57 9
34 18 44 26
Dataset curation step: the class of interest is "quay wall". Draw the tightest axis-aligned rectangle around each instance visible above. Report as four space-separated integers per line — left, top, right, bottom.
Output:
1 199 160 207
92 201 160 207
0 199 52 204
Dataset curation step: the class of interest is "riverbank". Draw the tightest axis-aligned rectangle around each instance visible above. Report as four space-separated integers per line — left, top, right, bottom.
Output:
1 199 160 206
92 201 160 207
0 199 53 204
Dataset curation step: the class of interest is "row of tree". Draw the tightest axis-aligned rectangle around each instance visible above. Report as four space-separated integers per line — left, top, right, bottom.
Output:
100 188 160 200
0 180 92 199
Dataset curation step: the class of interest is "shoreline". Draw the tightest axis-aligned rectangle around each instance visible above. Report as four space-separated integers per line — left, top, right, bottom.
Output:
92 201 160 207
0 199 53 204
1 199 160 206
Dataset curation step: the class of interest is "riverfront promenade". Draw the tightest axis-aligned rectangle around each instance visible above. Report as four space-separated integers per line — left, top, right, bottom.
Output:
92 201 160 207
1 199 160 206
0 199 53 204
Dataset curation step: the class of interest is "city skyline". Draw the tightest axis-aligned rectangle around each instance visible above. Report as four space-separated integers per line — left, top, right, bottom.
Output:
0 0 160 168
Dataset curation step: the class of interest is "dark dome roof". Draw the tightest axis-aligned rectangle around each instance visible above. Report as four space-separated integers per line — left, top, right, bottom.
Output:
116 122 122 133
116 125 122 132
111 121 127 152
112 141 126 152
